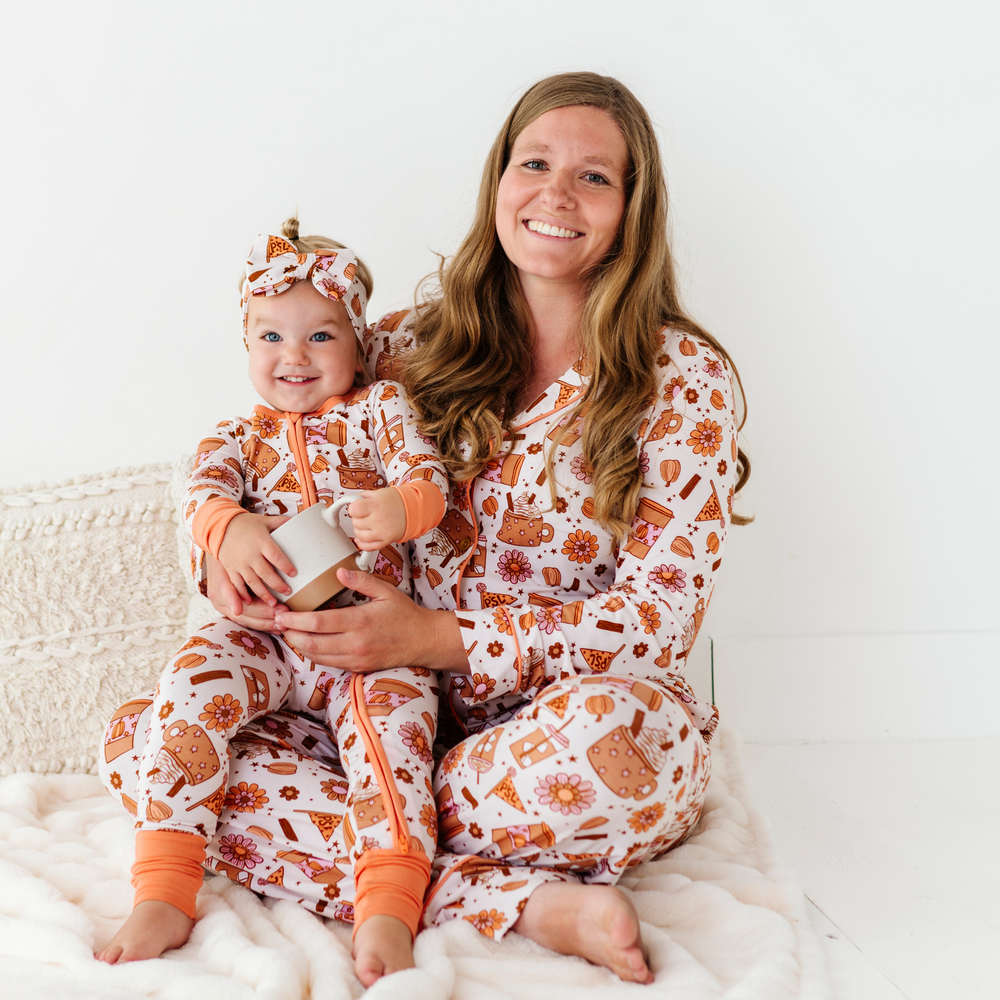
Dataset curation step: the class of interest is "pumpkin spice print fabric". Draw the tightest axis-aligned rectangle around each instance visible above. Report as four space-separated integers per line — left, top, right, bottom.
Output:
123 311 740 936
366 310 738 743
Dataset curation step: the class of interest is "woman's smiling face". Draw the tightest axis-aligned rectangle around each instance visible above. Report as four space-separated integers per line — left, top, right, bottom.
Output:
495 104 629 298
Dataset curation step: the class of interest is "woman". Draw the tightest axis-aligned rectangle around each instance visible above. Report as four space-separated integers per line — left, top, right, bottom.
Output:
99 71 748 986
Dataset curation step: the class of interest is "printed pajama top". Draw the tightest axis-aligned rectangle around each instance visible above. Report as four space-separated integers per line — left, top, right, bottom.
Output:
364 313 738 741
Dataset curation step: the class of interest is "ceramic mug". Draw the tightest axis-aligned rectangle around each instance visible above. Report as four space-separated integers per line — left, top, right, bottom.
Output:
267 495 376 611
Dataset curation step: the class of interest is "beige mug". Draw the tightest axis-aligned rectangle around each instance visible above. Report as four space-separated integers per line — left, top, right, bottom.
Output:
267 496 376 611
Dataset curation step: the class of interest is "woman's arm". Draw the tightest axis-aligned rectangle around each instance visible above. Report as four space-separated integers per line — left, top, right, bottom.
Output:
444 333 740 730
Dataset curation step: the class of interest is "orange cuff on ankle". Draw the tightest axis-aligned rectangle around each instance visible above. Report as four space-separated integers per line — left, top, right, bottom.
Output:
353 849 432 940
131 830 208 919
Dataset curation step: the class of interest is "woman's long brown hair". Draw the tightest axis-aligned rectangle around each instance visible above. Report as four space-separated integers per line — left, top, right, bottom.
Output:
405 72 750 540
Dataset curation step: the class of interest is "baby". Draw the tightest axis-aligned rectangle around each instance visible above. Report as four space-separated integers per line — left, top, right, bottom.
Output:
97 222 448 985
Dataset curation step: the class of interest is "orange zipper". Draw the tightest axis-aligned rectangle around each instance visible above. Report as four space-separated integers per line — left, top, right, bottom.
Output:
286 413 318 508
350 674 410 853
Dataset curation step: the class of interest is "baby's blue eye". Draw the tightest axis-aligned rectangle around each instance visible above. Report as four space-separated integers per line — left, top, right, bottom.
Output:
263 332 280 342
311 332 331 342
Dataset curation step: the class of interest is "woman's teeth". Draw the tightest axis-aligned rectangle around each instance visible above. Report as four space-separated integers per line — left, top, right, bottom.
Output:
527 220 581 238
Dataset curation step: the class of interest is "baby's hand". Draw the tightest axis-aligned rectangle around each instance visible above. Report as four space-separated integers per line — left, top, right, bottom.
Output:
218 513 294 607
347 489 406 551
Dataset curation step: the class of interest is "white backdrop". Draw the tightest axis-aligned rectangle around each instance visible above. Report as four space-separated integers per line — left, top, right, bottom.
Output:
3 1 998 727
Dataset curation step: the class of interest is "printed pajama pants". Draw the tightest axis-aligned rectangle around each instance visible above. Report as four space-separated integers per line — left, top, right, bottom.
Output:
100 669 709 936
100 619 439 922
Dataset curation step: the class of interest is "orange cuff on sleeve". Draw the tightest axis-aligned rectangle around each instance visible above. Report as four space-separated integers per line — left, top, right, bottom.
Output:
131 830 208 919
393 480 446 542
191 496 246 557
353 848 432 939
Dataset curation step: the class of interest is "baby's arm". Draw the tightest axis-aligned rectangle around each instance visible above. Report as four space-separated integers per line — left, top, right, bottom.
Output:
217 513 296 607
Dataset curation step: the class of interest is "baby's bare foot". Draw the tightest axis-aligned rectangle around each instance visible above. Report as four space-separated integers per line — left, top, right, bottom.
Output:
513 882 653 984
95 900 195 964
352 914 415 986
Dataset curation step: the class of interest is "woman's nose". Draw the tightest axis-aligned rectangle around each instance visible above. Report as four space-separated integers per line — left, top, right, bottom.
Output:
541 170 575 208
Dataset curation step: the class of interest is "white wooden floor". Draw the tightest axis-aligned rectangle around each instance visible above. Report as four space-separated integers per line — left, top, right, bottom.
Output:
741 737 1000 1000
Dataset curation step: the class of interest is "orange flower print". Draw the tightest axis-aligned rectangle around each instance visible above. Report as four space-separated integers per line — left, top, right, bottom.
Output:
279 786 299 800
562 529 599 564
470 673 496 702
638 601 661 634
633 642 649 657
492 608 513 635
468 822 483 839
199 694 243 732
158 700 174 720
536 773 597 815
441 744 464 774
324 883 341 900
664 376 686 402
110 772 123 790
420 803 438 838
226 630 268 658
684 388 699 404
628 801 665 833
225 782 268 812
464 909 507 938
394 766 414 784
321 778 348 802
687 419 723 457
703 357 724 377
219 834 262 869
400 721 433 764
487 641 504 657
251 412 283 439
193 464 240 489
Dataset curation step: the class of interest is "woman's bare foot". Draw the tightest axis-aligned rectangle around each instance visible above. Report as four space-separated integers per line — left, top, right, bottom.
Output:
352 914 415 987
95 900 196 964
512 882 653 984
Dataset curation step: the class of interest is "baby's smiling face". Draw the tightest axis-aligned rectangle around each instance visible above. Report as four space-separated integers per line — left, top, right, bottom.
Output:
246 280 362 413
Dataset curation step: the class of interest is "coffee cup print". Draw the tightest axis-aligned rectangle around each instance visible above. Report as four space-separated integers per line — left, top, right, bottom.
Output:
586 709 668 802
480 452 525 487
497 492 554 548
336 448 386 491
623 497 674 559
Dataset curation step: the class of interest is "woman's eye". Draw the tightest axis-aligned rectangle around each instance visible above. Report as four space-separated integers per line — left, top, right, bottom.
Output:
263 332 281 342
311 332 331 342
584 171 609 185
523 159 546 170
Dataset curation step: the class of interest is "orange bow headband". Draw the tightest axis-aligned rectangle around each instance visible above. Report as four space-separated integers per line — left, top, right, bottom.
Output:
240 234 367 345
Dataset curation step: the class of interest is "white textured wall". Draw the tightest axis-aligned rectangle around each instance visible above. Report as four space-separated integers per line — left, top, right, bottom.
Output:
3 2 997 690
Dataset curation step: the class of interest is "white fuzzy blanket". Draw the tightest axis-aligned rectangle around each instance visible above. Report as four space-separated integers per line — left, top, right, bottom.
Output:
0 729 827 999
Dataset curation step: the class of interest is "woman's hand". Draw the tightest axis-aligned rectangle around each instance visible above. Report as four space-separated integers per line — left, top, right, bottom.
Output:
274 568 469 674
205 551 288 632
